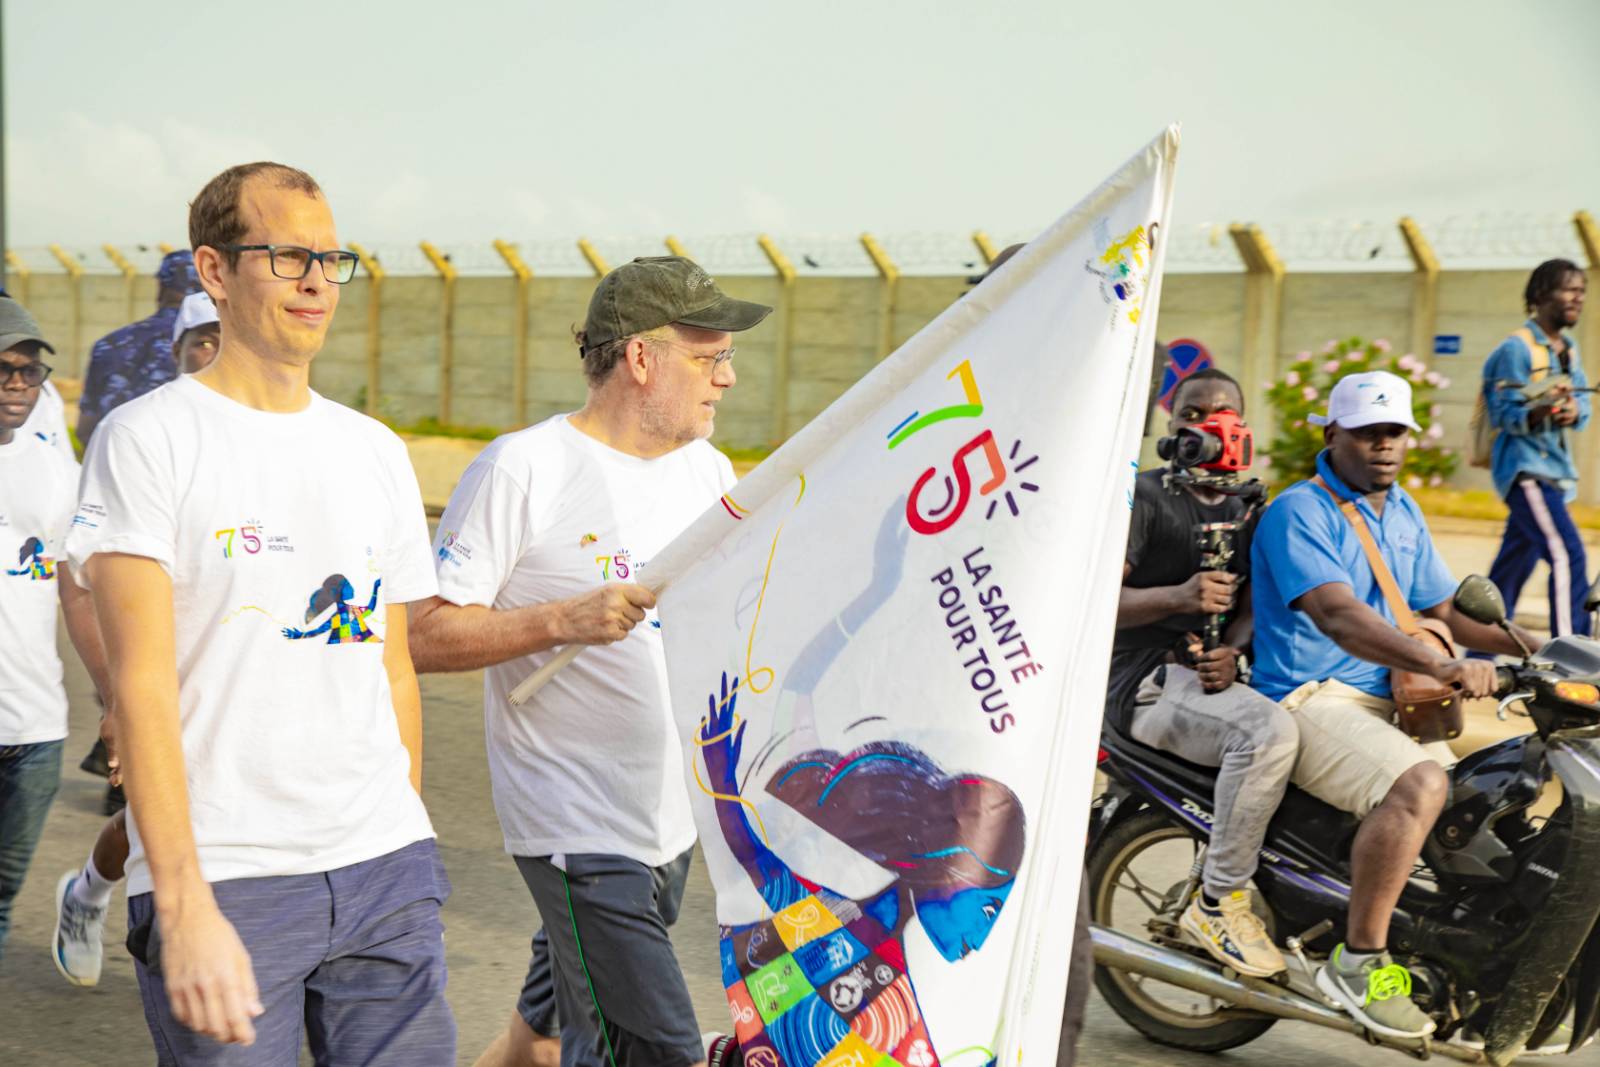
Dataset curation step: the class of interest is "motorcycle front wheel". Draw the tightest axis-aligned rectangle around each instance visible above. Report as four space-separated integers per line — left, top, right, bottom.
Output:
1089 807 1279 1052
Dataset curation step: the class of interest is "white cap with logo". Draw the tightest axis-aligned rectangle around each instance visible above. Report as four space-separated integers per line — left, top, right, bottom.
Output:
1308 370 1421 432
172 291 219 344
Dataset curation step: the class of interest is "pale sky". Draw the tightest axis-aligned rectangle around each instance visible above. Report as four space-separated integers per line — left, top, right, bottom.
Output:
5 0 1597 271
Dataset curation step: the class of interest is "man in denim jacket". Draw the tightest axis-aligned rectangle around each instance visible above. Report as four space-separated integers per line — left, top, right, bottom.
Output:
1482 258 1590 637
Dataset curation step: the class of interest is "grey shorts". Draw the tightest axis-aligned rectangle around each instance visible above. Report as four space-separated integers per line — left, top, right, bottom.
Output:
516 848 700 1067
516 927 558 1038
127 839 454 1066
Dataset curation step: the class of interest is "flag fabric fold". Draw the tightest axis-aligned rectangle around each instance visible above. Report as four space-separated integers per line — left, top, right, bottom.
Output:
654 126 1178 1067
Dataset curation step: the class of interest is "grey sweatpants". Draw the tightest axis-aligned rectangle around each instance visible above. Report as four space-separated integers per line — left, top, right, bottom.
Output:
1131 665 1299 900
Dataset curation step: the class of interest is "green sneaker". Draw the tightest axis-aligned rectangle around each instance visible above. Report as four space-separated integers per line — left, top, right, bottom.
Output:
1315 945 1435 1039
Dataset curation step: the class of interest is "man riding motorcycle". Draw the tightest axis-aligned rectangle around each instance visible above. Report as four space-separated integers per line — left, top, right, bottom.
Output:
1250 370 1539 1039
1109 367 1298 978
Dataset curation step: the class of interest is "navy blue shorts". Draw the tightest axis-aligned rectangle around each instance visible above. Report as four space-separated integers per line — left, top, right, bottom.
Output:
127 838 455 1065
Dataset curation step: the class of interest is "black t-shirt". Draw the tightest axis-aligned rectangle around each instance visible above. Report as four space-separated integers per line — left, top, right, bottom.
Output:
1105 468 1257 727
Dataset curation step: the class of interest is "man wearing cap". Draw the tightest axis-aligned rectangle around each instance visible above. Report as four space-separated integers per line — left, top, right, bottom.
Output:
172 292 221 374
1251 370 1535 1039
409 256 771 1067
0 296 112 965
75 249 202 444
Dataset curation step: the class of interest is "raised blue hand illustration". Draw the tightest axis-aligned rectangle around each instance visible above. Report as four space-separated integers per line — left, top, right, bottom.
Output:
281 574 383 644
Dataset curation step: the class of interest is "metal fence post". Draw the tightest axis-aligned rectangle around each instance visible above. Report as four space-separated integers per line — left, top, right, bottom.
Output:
577 239 610 277
972 230 999 266
419 241 457 425
103 244 139 321
349 242 384 417
1398 217 1440 364
4 249 28 305
757 234 797 445
860 233 899 361
493 239 533 426
1228 223 1285 448
47 244 84 375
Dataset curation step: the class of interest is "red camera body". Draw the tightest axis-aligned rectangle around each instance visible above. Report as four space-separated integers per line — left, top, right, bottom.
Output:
1158 408 1254 472
1192 409 1252 472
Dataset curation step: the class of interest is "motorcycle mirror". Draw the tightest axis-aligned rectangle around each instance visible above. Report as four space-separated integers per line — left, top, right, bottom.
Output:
1456 575 1535 660
1454 576 1507 626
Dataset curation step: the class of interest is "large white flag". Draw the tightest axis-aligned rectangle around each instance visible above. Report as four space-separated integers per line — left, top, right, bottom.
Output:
655 128 1179 1067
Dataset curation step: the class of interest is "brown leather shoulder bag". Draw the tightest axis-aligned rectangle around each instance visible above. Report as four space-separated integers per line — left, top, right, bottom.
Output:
1311 477 1462 743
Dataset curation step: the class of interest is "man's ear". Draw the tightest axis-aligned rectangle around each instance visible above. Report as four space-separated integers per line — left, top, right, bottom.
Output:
625 337 653 386
194 246 229 305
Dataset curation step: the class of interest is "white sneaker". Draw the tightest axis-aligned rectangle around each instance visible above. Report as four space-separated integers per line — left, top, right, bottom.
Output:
1179 890 1286 978
52 872 106 987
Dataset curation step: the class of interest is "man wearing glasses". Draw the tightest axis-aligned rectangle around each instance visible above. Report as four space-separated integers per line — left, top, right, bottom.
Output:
410 257 770 1067
0 296 112 966
76 250 203 445
67 163 454 1063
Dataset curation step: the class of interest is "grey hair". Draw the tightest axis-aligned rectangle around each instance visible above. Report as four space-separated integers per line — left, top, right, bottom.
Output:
575 327 668 388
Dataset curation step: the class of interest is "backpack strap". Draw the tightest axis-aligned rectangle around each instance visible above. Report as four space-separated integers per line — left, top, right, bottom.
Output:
1512 326 1552 381
1310 476 1421 637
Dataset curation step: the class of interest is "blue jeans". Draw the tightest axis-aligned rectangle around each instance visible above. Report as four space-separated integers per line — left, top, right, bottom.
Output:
0 739 64 961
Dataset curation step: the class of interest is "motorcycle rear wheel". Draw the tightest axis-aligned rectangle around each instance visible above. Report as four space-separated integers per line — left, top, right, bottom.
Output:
1089 807 1279 1052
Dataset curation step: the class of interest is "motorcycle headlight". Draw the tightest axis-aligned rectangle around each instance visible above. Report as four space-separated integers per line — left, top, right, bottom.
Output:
1554 681 1600 704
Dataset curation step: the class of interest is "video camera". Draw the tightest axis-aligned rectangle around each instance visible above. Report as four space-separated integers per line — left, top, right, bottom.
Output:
1156 409 1252 473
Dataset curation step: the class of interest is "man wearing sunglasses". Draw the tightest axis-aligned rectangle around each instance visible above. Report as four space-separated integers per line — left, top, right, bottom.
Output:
410 256 770 1067
0 296 112 967
67 162 453 1063
76 250 203 445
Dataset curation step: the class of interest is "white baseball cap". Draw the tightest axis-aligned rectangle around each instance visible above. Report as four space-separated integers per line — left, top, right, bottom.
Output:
172 291 219 344
1308 370 1421 431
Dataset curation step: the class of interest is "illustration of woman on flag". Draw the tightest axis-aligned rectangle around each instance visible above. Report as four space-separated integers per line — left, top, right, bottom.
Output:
697 505 1025 1066
280 573 383 644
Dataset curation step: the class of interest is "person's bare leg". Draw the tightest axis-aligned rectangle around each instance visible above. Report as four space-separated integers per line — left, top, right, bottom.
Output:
470 1011 559 1067
1347 762 1448 949
91 808 128 881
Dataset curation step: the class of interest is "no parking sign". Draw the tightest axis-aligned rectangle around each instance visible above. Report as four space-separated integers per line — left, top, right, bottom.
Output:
1156 337 1214 412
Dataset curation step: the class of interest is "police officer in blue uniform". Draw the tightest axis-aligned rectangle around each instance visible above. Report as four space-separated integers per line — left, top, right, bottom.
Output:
75 250 202 444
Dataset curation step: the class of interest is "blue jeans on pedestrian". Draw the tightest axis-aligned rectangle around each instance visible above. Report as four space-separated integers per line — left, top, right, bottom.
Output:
0 738 64 962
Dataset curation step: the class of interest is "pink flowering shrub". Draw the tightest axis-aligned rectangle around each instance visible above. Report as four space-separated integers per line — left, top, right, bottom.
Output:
1264 336 1459 488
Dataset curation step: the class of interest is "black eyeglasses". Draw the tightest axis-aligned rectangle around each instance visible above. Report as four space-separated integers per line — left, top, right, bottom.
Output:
0 361 52 387
220 244 361 284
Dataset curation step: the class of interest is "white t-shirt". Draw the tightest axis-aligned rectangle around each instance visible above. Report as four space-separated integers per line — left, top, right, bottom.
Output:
434 414 735 866
0 433 78 744
21 381 75 462
66 376 438 896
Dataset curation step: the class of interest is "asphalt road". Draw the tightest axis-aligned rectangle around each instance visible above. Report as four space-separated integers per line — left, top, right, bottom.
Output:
8 523 1600 1064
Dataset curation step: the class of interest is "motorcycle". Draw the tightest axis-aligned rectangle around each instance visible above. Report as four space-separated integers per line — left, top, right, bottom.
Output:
1087 574 1600 1065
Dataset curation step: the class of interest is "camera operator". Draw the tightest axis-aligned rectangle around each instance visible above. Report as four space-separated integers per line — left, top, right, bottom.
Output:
1108 367 1297 978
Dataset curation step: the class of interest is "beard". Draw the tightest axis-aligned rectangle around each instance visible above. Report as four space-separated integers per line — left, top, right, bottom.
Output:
638 391 705 449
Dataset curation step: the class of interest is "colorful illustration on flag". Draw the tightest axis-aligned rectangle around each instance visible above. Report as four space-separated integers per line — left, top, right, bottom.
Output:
1156 337 1214 412
539 127 1181 1066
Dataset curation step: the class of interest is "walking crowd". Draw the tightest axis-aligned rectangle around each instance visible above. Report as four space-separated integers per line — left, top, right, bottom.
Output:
0 159 1589 1066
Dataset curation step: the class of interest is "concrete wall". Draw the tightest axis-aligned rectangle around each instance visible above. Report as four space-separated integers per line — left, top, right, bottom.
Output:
18 264 1599 502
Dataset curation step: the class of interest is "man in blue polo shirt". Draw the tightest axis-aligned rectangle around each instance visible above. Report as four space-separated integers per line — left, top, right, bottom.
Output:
1252 370 1535 1040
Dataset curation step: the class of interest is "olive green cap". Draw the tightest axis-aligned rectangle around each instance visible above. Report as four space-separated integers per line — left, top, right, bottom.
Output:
581 256 772 351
